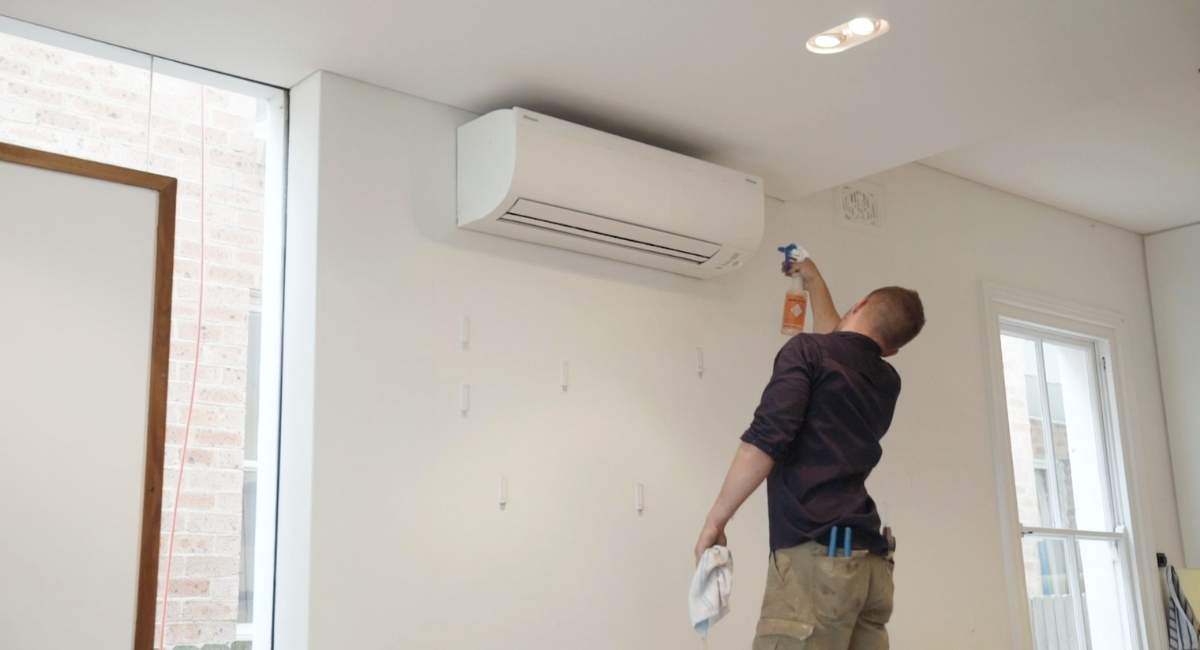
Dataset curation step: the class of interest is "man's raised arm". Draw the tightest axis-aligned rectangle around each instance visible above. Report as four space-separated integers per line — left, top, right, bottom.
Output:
796 258 839 334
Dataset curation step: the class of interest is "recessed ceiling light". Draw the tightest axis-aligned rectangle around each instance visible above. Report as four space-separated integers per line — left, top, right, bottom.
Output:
805 17 890 54
848 17 878 36
812 33 843 49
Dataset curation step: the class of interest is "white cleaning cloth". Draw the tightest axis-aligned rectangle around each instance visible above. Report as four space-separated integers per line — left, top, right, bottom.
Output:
689 545 733 638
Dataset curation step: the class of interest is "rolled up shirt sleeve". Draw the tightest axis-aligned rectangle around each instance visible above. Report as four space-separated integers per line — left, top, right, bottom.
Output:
740 336 820 460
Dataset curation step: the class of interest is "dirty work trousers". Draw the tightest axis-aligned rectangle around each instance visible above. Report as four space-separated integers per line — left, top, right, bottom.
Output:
752 542 895 650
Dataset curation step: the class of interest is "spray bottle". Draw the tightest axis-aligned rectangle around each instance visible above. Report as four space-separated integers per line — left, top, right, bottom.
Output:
778 243 809 336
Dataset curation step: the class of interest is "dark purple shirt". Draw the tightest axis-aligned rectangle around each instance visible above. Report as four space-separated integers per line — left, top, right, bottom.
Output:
740 331 900 554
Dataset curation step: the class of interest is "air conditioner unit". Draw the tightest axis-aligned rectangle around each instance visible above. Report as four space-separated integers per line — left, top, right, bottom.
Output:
456 107 764 279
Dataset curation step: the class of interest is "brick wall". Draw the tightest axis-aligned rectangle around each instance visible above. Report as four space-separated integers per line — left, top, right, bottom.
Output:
0 32 268 649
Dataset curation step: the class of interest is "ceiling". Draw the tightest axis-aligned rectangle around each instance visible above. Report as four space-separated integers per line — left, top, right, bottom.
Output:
925 71 1200 234
2 0 1198 231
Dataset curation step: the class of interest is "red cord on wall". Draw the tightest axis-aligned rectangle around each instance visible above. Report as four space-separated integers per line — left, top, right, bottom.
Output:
158 87 206 650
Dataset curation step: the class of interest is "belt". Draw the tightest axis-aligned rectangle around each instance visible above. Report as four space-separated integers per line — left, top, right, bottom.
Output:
814 525 896 557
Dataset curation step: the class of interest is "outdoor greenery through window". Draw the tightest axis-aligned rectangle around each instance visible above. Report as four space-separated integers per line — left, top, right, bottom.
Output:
1000 323 1136 650
0 17 284 650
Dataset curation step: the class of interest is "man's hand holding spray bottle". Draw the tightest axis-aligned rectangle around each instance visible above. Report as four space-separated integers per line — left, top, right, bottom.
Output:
777 243 811 336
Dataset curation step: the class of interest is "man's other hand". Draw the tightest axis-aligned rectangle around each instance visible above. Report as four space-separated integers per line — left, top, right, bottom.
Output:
694 522 728 564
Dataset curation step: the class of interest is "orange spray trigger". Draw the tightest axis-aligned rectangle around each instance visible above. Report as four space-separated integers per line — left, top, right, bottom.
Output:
777 243 799 275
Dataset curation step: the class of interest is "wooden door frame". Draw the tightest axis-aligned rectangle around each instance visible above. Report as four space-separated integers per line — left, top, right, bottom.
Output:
1 142 176 650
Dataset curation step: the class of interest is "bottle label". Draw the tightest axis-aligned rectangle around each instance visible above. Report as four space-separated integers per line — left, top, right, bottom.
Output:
782 292 807 334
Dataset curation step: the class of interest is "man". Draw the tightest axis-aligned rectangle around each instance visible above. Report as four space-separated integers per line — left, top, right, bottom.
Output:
694 256 925 650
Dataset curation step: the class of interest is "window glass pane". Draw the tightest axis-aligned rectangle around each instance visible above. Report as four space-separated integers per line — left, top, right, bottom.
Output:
153 76 271 649
1001 334 1055 527
1023 536 1082 650
1076 538 1132 650
1042 342 1114 532
0 29 151 168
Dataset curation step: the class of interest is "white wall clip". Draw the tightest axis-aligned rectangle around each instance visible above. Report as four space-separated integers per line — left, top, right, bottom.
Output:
498 475 508 510
696 347 705 378
561 360 570 392
460 383 471 417
635 482 645 515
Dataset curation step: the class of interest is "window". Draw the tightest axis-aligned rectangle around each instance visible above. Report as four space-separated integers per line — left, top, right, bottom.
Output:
0 17 285 650
999 322 1137 650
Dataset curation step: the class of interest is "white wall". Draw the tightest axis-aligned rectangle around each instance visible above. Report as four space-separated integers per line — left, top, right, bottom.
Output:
1145 223 1200 568
276 71 1185 649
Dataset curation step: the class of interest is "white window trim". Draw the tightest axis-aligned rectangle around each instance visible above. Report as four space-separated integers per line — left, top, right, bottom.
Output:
252 89 287 650
981 282 1165 650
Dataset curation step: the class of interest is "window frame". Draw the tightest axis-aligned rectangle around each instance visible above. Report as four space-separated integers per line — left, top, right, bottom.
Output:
982 283 1165 650
1000 323 1134 648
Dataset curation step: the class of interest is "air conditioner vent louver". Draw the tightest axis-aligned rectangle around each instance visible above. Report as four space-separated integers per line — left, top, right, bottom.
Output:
500 199 717 264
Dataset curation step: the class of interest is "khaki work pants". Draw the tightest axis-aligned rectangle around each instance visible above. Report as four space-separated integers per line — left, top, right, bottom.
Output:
752 542 895 650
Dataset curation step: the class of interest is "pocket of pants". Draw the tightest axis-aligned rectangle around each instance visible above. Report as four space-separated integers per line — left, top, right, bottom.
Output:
761 551 807 623
814 556 865 622
771 549 792 580
753 617 814 650
859 556 896 625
